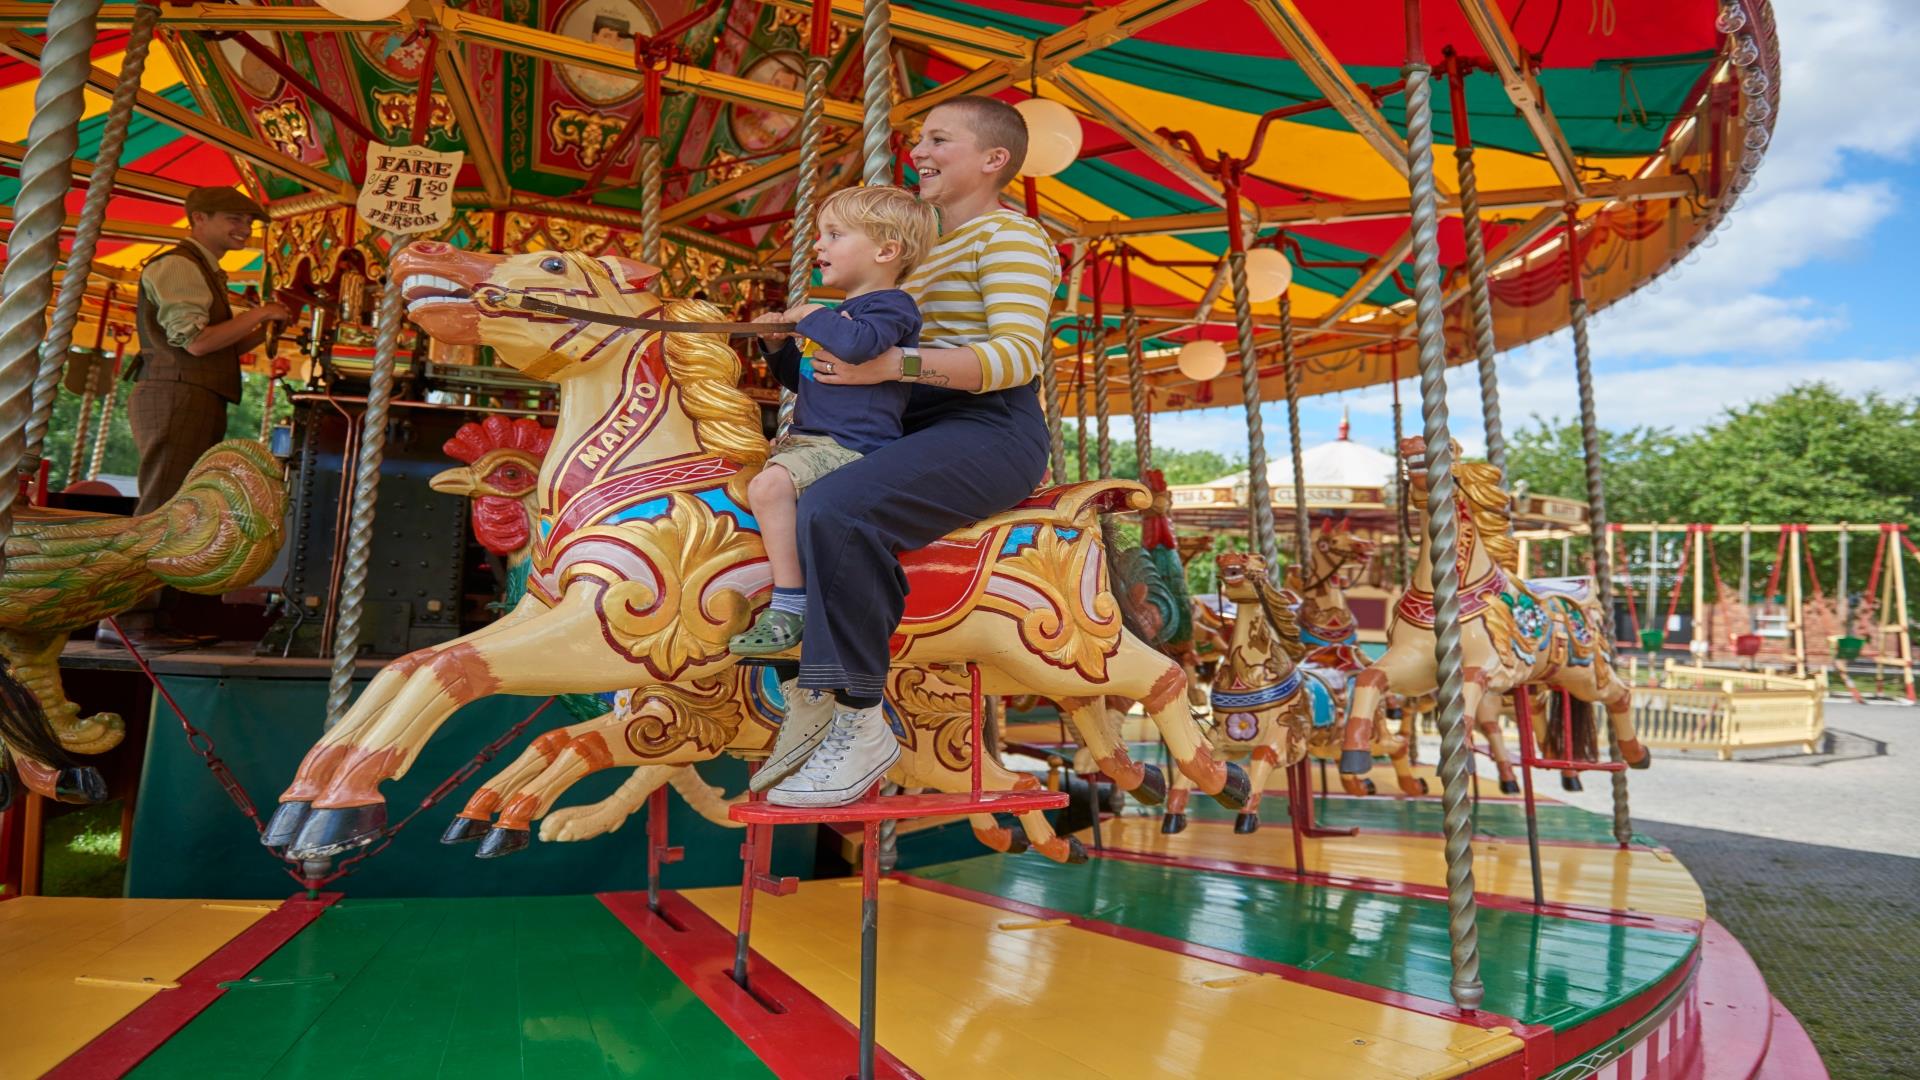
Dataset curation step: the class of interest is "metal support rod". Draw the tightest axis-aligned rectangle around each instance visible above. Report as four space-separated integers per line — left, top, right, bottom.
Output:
325 237 411 729
1281 294 1308 568
1403 11 1485 1010
1230 244 1278 571
858 0 895 185
1564 203 1633 846
1514 687 1545 907
1447 54 1506 479
1121 245 1150 475
859 820 881 1080
639 139 664 265
0 0 102 547
30 0 156 469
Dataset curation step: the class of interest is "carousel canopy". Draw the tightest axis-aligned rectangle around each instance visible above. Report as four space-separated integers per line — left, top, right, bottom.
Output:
0 0 1779 410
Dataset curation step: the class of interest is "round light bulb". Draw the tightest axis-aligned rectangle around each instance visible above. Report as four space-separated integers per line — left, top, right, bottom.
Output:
1731 34 1761 67
1715 3 1746 34
1177 339 1228 383
315 0 413 18
1242 247 1294 304
1015 98 1083 178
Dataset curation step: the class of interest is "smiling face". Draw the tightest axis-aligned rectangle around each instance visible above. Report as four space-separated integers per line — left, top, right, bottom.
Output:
910 104 1010 208
813 209 900 293
395 243 661 380
190 210 258 256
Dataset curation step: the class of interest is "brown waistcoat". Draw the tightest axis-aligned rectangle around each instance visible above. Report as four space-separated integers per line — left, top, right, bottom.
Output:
135 242 243 403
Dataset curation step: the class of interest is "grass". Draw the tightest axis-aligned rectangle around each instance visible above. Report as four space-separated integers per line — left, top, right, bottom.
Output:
39 799 128 898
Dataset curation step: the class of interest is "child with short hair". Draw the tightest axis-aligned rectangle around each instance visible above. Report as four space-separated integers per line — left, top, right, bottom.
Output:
730 186 940 672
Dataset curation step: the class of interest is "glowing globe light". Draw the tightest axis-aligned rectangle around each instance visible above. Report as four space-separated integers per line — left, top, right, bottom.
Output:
315 0 413 21
1015 98 1083 178
1177 339 1228 383
1243 247 1294 304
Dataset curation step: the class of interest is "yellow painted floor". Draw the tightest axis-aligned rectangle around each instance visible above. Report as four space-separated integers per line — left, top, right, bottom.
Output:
1090 817 1708 922
0 896 278 1078
683 881 1522 1079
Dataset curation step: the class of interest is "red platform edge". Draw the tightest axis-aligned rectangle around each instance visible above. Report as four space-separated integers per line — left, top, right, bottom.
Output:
1699 918 1830 1080
598 889 924 1080
46 893 339 1079
729 789 1067 825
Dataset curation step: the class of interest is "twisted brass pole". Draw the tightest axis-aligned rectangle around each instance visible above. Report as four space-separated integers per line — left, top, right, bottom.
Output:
1449 65 1506 481
66 376 96 488
326 240 410 729
1230 251 1278 573
639 138 664 265
1405 47 1485 1011
88 361 120 480
1048 240 1086 481
1565 205 1633 846
859 0 895 185
1094 346 1113 478
1280 295 1308 567
787 56 831 302
1124 313 1149 474
30 0 160 469
0 0 101 548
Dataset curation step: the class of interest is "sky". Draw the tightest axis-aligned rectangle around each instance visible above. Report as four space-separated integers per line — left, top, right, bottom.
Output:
1130 0 1920 471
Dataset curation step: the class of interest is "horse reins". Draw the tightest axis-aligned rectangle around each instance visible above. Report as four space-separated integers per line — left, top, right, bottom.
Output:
511 294 793 337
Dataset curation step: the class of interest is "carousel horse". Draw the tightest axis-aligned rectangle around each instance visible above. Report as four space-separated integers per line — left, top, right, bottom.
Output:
267 245 1247 860
1336 437 1650 795
0 440 284 808
429 418 1079 860
1287 519 1429 796
1163 552 1310 835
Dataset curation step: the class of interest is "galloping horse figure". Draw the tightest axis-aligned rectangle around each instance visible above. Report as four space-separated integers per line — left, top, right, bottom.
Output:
1337 437 1650 794
1288 519 1429 796
1164 552 1310 835
268 245 1248 860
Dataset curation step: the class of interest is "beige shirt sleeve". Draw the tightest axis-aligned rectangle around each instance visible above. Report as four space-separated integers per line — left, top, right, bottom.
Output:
141 254 215 348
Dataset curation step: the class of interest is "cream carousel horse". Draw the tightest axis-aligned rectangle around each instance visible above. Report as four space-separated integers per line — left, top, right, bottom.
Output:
1336 437 1650 794
1163 552 1310 835
266 245 1248 860
1287 519 1429 796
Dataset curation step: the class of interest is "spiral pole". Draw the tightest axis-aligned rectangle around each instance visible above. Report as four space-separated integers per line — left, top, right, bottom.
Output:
787 57 831 301
0 0 102 549
1455 150 1506 480
326 238 411 729
1074 367 1088 480
639 138 664 266
1230 251 1278 573
88 362 119 480
859 0 896 186
1566 211 1632 845
65 380 95 487
1093 348 1113 478
1391 359 1411 585
1405 51 1485 1012
1280 295 1309 567
1040 334 1065 478
30 0 159 469
1124 312 1150 474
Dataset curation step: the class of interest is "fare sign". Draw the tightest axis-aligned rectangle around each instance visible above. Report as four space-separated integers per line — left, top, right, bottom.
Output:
357 144 463 235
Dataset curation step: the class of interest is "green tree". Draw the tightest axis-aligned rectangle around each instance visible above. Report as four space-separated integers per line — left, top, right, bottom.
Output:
41 371 294 492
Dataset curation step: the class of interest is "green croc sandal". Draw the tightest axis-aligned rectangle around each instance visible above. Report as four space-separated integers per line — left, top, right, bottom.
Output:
730 608 803 656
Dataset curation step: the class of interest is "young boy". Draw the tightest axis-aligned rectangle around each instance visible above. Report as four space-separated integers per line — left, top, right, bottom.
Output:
730 186 939 669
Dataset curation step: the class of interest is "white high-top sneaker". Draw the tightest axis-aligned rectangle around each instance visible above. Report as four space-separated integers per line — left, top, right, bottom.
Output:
767 704 900 808
749 680 837 793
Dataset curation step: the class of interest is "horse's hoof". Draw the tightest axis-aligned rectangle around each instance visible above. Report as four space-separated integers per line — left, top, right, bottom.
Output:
1499 779 1521 796
1233 812 1259 834
289 804 388 860
1362 778 1377 796
1211 761 1252 810
1561 774 1584 793
1416 778 1431 795
1063 837 1089 864
1160 812 1187 835
476 827 530 859
1004 822 1032 856
1339 749 1373 776
1130 764 1167 807
54 766 108 805
262 801 311 847
1339 775 1371 797
441 816 490 845
1627 748 1653 771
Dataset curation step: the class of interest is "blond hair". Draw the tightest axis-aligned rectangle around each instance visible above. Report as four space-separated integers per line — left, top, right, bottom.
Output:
818 185 940 282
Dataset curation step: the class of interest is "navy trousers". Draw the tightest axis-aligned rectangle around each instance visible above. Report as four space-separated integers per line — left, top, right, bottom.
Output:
796 383 1049 696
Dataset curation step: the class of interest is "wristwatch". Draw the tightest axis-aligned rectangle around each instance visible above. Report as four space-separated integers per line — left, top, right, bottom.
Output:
899 346 923 382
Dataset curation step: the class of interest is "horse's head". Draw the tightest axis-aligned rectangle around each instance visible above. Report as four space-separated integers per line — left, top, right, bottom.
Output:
1216 551 1268 603
395 243 662 381
432 416 553 562
1311 517 1376 588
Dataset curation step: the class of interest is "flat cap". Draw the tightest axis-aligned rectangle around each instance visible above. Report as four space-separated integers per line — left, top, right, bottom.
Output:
184 186 269 222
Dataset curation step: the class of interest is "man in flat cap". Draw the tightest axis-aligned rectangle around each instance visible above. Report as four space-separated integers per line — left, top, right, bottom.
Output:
102 186 289 645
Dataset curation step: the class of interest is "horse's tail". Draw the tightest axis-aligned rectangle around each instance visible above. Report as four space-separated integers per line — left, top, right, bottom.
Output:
0 659 72 770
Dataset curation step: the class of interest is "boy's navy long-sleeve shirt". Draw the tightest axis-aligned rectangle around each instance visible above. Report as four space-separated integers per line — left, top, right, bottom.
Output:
764 288 920 454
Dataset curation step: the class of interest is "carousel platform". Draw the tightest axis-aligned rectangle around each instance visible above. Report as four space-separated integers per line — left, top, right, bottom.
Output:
1 790 1823 1079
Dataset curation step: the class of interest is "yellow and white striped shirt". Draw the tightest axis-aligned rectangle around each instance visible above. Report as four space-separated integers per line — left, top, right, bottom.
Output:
904 209 1058 392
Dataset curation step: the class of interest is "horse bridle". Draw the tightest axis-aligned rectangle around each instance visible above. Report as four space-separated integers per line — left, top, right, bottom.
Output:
509 294 794 337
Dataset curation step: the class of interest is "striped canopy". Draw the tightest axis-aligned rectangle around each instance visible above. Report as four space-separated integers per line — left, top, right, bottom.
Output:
0 0 1779 410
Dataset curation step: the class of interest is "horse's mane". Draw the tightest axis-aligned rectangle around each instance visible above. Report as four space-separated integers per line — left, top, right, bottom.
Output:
656 298 768 498
1251 575 1308 661
1411 456 1519 576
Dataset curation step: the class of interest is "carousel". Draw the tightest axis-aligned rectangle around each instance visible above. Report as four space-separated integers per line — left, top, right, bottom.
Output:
0 0 1827 1076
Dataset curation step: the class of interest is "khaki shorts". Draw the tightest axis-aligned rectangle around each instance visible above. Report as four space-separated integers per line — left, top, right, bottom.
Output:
767 433 863 494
